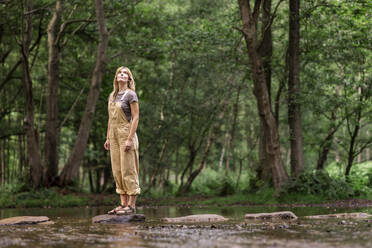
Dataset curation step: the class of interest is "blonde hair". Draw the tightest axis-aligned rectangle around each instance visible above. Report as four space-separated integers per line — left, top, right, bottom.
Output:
109 66 136 101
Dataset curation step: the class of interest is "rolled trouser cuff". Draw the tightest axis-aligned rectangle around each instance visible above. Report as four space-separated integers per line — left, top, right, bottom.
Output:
127 188 141 196
116 188 127 195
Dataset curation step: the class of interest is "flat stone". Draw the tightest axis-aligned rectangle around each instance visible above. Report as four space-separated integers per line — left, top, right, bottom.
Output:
92 214 145 224
0 216 51 226
304 212 372 219
245 211 298 220
162 214 228 223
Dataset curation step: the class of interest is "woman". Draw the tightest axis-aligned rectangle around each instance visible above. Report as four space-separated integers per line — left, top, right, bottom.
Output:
104 66 140 215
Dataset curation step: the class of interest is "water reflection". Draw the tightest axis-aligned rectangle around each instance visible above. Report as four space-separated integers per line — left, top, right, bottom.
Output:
0 206 371 247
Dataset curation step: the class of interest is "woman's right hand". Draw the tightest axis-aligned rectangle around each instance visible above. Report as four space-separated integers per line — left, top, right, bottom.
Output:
104 139 110 150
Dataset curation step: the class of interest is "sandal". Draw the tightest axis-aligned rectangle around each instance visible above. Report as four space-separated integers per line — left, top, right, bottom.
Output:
116 205 136 215
107 205 124 215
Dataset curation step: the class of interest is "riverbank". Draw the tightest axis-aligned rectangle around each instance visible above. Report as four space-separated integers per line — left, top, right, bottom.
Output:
1 187 372 209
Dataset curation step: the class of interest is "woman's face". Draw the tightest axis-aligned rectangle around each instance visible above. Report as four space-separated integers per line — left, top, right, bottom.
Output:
117 68 129 83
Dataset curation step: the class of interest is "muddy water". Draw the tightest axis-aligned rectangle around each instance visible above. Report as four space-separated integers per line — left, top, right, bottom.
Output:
0 206 371 247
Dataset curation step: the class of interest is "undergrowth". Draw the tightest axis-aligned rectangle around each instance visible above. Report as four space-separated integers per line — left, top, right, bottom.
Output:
0 184 88 208
1 161 371 208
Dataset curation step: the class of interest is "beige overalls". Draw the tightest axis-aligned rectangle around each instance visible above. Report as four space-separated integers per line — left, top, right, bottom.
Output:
108 97 140 195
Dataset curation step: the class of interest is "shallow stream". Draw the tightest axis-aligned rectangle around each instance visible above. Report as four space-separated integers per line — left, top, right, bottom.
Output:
0 205 371 247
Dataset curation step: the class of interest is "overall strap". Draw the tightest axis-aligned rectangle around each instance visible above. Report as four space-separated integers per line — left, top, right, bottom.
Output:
120 90 129 101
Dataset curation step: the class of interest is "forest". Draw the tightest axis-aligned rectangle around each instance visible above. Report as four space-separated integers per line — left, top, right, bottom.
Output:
0 0 371 207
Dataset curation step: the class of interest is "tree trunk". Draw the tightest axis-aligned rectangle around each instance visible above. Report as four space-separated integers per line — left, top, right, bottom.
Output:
88 167 95 193
236 158 243 188
59 0 109 185
18 135 24 176
45 0 64 186
366 130 371 161
288 0 304 177
179 148 197 188
238 0 288 189
345 91 363 176
175 148 179 184
225 85 241 175
1 140 4 186
256 0 273 184
259 0 272 102
316 112 339 170
20 0 43 188
177 133 214 195
219 135 226 169
345 123 360 176
146 139 168 190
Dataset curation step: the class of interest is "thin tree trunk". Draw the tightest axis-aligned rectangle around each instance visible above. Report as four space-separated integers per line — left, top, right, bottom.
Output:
175 148 179 184
147 139 168 190
316 132 335 170
236 158 243 188
334 138 340 162
225 85 241 175
59 0 109 185
88 167 94 193
18 135 24 176
45 0 64 186
316 112 340 170
1 140 4 186
345 91 363 176
345 123 360 176
366 130 371 161
6 139 9 184
238 0 288 189
177 133 214 195
179 149 197 188
20 0 43 188
219 136 226 169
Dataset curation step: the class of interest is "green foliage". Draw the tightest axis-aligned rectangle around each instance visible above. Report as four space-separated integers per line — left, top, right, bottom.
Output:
143 179 179 198
0 186 88 208
348 166 372 196
188 168 233 196
280 171 355 201
326 161 372 196
187 168 254 196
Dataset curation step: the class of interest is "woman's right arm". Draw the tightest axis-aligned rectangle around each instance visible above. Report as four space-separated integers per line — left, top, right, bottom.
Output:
104 119 110 150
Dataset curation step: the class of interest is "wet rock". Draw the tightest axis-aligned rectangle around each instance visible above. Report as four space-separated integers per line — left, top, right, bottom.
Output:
92 214 145 224
235 224 243 230
304 212 372 219
0 216 52 226
244 211 298 220
278 223 289 229
162 214 228 223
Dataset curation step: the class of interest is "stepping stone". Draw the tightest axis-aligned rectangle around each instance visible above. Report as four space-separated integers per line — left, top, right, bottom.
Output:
304 212 372 219
92 214 145 224
0 216 54 226
245 211 298 220
162 214 228 223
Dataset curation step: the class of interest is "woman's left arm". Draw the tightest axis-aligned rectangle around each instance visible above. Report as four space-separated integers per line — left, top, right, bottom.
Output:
125 102 139 151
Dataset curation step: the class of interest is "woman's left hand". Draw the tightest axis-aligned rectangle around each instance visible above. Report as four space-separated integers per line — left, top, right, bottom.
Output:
124 139 133 152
